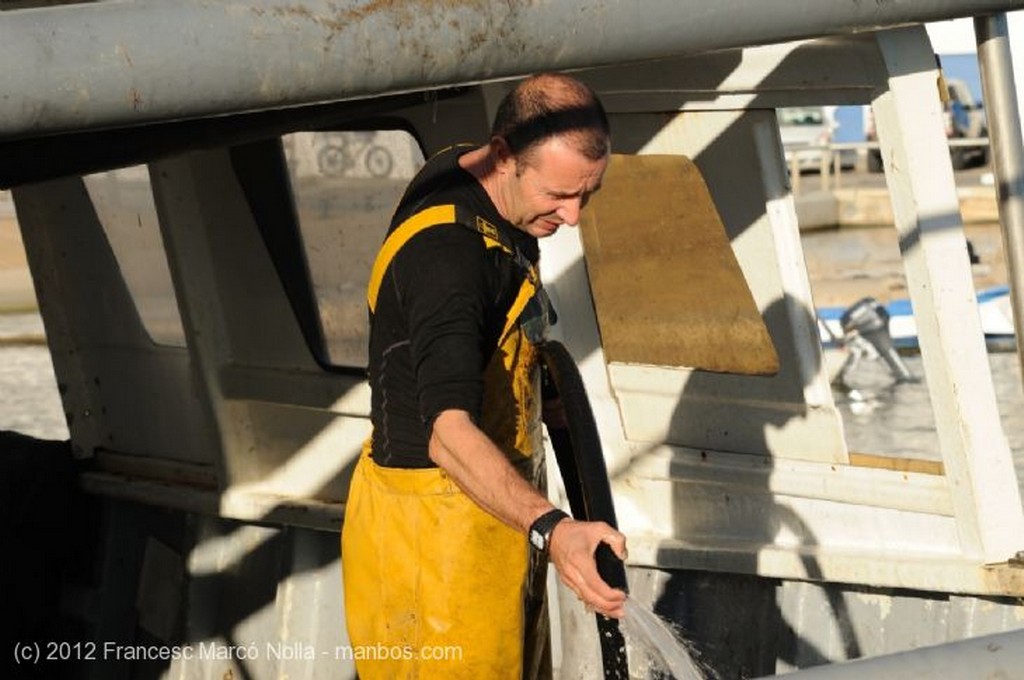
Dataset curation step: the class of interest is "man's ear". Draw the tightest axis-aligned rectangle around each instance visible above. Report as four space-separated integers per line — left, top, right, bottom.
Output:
490 136 515 174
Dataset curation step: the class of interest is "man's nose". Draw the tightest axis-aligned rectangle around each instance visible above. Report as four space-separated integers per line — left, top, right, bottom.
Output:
558 197 583 226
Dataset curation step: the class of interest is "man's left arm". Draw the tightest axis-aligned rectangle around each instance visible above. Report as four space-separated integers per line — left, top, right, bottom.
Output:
429 409 627 618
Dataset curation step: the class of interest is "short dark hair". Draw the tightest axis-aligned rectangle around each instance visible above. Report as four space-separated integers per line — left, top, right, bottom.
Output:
491 73 610 164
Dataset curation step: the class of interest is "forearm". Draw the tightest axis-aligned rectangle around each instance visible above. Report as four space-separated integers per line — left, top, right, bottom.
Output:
428 409 553 533
429 408 628 618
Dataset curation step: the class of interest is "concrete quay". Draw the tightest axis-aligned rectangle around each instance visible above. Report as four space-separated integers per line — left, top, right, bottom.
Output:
794 166 999 229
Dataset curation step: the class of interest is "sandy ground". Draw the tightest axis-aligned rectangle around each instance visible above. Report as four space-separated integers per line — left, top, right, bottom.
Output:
0 216 23 268
802 220 1008 308
0 207 35 312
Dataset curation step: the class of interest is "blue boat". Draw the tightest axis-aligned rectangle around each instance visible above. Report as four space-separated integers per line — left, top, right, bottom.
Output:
818 284 1015 351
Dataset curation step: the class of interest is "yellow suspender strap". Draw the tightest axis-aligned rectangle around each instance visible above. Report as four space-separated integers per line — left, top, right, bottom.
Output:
367 204 457 313
502 276 536 342
366 204 538 337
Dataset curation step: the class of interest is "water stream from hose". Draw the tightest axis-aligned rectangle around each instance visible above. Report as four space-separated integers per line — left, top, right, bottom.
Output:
621 598 708 680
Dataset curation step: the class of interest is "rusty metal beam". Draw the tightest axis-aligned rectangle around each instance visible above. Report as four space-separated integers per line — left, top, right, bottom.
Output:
2 0 1023 139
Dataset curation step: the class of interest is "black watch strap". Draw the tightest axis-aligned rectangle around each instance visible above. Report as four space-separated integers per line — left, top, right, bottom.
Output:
528 508 570 553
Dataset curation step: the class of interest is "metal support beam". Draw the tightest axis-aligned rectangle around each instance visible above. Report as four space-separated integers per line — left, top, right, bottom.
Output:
873 26 1024 562
1 0 1023 139
974 13 1024 380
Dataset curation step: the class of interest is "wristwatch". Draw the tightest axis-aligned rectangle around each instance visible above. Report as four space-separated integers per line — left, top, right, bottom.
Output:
528 509 570 553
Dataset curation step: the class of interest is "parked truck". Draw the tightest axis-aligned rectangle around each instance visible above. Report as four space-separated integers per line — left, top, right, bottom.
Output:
868 76 989 171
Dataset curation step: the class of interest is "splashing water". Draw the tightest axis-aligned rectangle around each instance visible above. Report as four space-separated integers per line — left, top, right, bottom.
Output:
621 598 707 680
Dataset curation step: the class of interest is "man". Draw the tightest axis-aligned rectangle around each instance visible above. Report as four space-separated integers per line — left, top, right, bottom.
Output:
342 72 628 679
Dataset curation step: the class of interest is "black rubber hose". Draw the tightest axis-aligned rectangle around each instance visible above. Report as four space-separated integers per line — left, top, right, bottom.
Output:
539 340 629 680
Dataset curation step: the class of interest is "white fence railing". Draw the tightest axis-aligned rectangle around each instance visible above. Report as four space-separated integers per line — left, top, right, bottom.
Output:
784 137 990 193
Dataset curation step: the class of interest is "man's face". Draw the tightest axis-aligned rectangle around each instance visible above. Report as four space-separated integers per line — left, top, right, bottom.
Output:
500 136 608 239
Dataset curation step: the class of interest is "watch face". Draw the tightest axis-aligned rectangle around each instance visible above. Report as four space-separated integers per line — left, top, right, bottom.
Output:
530 529 545 551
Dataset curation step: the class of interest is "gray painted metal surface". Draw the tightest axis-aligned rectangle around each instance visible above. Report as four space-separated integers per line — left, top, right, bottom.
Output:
68 498 353 680
777 628 1024 679
2 0 1024 139
976 13 1024 384
773 579 1024 674
621 567 1024 679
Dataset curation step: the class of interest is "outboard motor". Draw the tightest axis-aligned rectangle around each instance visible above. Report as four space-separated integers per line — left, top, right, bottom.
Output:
837 297 915 384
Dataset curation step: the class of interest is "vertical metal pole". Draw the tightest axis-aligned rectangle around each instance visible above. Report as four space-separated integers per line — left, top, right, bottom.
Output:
974 13 1024 377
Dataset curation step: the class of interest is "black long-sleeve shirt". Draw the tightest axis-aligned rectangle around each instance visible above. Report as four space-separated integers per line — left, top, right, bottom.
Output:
367 147 539 468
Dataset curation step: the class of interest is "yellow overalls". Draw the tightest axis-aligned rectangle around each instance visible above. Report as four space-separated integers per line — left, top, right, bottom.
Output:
342 204 549 679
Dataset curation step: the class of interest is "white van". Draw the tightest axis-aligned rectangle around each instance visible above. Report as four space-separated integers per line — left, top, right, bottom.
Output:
778 105 856 172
